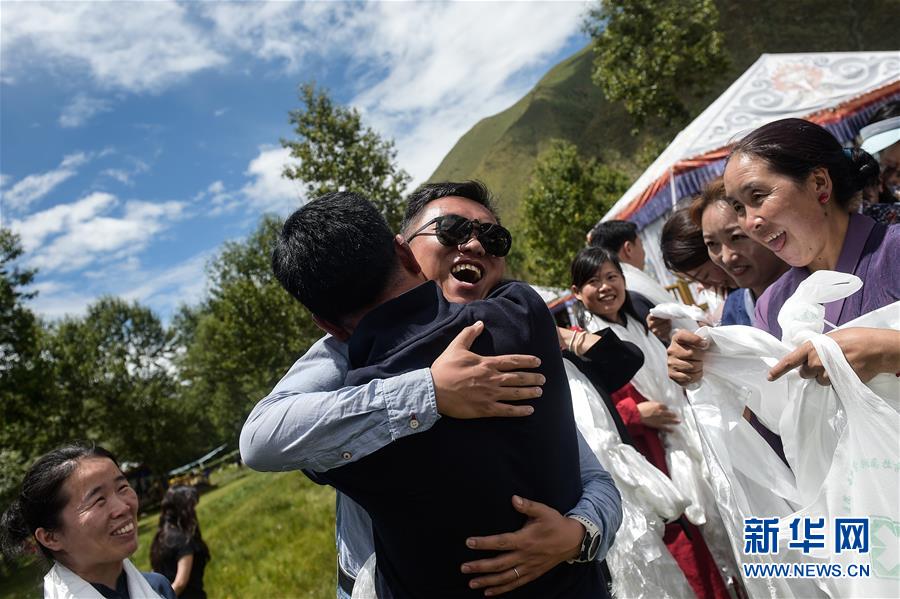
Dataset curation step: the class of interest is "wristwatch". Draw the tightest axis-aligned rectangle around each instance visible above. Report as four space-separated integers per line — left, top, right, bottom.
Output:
566 515 603 563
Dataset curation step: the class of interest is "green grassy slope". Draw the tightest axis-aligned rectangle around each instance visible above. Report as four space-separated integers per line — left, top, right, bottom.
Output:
0 467 336 599
430 0 900 226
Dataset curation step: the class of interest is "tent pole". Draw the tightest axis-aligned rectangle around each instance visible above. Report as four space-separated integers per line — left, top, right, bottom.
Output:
669 166 677 209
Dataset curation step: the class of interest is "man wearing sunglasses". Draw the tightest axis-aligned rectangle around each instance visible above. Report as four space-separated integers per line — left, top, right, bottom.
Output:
241 182 621 597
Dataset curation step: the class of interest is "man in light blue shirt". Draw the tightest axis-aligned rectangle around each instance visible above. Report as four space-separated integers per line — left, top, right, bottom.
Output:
241 181 622 597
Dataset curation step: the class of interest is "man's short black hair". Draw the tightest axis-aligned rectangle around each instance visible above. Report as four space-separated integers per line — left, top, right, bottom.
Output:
400 180 499 234
272 191 397 323
587 220 638 253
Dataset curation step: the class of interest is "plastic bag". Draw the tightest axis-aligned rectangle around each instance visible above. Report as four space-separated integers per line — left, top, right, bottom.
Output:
689 271 900 598
649 302 707 333
566 360 695 599
598 317 741 590
351 553 377 599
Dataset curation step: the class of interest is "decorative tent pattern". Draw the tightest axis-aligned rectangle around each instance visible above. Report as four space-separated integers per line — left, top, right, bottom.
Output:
601 51 900 287
605 52 900 228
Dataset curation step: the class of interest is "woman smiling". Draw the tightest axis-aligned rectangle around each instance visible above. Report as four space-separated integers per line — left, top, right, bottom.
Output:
723 118 900 383
0 444 176 599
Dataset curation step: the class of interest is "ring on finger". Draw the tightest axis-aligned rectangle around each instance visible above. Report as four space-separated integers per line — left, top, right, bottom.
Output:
513 567 520 580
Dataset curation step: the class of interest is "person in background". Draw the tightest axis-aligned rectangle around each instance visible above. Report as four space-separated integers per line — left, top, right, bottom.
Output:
569 247 734 599
150 486 209 599
588 220 675 308
0 444 176 599
654 207 736 345
668 178 792 463
659 207 735 319
691 177 789 326
858 101 900 224
667 177 789 385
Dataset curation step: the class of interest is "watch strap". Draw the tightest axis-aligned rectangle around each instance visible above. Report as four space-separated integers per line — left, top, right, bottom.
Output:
566 515 602 563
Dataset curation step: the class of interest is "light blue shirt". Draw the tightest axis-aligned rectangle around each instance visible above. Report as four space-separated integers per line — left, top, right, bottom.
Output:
240 334 621 584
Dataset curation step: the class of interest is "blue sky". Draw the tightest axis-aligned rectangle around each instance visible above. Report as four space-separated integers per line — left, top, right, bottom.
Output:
1 1 590 322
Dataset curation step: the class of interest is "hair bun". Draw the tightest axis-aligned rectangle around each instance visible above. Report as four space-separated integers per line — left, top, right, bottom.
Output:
0 498 30 560
846 147 880 191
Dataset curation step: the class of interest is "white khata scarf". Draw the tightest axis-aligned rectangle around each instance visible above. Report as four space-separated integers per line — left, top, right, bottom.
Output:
44 558 165 599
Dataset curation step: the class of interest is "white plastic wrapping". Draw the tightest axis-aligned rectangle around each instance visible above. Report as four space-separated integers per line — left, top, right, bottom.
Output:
351 552 377 599
689 271 900 598
601 316 741 591
567 359 695 599
649 302 706 333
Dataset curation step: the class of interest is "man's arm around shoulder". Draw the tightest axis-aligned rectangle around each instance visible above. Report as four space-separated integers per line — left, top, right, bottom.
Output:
239 334 436 472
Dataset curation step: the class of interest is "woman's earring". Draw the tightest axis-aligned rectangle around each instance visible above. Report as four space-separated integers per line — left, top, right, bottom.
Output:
818 193 829 204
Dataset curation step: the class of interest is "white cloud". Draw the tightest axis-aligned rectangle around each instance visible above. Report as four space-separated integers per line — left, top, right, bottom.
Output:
1 2 226 93
101 158 149 186
29 280 68 296
347 2 589 183
191 148 301 216
213 107 229 117
27 287 96 321
59 93 113 127
193 179 237 215
28 248 213 322
201 2 589 183
10 192 184 273
1 152 91 211
102 169 133 185
3 3 586 186
13 191 115 249
120 251 212 316
197 2 349 72
208 180 225 195
240 146 303 214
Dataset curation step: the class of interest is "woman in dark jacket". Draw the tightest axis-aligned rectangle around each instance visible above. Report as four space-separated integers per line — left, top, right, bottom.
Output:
150 486 210 599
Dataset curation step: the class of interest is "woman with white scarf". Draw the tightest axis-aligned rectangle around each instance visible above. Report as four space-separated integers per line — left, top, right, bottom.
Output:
570 246 739 599
0 444 176 599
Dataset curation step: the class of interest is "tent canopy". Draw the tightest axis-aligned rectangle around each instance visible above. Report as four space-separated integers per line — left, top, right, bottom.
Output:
604 52 900 231
600 51 899 289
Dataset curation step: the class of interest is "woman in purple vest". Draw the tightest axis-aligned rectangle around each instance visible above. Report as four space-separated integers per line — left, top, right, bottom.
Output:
727 118 899 383
669 118 899 386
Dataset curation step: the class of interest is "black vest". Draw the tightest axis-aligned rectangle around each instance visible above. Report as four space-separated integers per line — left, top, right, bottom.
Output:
318 281 604 598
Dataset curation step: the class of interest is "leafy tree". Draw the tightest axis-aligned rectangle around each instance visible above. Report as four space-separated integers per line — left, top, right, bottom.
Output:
0 229 48 503
585 0 728 126
175 215 321 441
517 140 629 287
41 297 204 476
282 83 411 231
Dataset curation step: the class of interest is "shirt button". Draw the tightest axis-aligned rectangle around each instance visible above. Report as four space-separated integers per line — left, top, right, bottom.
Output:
409 417 420 430
341 451 352 460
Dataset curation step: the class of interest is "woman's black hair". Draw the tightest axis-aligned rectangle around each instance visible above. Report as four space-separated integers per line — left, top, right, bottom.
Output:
660 207 709 274
570 246 648 333
727 117 880 209
150 485 210 572
0 443 119 561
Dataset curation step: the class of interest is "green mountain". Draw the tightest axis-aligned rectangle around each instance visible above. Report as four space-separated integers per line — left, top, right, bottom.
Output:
429 0 900 227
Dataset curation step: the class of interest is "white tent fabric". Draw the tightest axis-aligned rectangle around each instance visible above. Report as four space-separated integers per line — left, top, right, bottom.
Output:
601 51 900 288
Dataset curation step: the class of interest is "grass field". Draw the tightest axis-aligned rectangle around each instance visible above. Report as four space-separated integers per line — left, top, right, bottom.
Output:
0 466 337 599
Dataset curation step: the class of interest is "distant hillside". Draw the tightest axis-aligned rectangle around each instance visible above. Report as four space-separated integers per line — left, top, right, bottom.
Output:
430 0 900 227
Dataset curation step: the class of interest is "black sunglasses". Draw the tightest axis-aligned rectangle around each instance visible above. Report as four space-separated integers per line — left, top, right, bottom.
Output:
405 214 512 257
